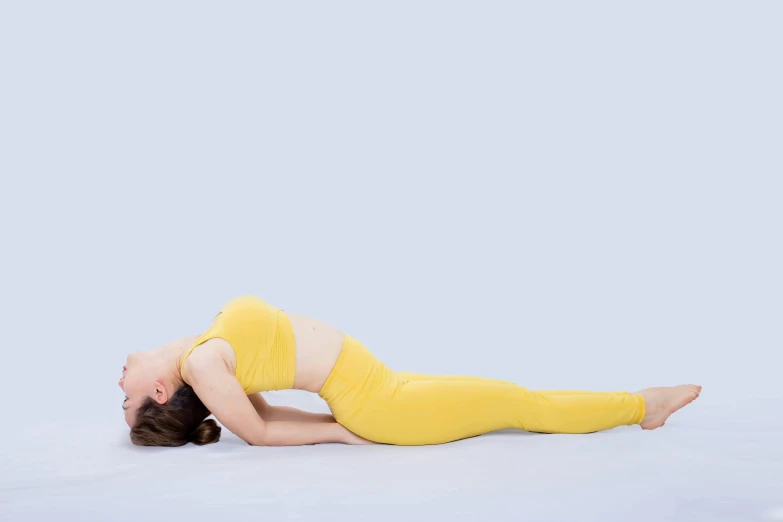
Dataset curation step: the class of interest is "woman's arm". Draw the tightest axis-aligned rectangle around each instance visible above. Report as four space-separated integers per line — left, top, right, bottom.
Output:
185 353 352 446
247 393 336 423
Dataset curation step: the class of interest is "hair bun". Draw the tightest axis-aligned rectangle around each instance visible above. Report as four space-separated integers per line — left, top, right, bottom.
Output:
189 418 221 445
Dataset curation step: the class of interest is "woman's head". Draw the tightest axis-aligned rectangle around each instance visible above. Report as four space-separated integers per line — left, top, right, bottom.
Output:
119 343 221 446
130 385 221 446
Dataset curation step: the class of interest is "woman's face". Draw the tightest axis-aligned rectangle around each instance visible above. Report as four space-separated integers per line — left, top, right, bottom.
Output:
118 352 158 427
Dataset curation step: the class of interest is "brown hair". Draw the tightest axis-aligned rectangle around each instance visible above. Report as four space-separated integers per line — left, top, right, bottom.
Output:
130 384 221 446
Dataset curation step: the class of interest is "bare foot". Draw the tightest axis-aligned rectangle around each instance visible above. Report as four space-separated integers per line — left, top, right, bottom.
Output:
637 385 702 430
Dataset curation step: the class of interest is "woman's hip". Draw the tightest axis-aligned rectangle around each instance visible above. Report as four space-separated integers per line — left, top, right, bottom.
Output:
317 334 398 426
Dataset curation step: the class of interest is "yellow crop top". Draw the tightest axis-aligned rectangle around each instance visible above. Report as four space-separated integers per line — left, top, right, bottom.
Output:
179 295 297 393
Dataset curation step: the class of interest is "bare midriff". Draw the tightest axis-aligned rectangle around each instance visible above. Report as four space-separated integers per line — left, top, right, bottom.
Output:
285 311 346 394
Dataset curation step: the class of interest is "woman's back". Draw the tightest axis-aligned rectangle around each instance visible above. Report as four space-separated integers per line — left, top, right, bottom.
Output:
181 296 345 394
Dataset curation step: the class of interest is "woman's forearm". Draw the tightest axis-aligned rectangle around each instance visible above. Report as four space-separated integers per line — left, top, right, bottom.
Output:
265 406 335 423
247 393 335 423
253 420 347 446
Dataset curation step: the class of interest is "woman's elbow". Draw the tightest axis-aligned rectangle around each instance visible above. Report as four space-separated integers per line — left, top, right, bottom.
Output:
243 425 270 446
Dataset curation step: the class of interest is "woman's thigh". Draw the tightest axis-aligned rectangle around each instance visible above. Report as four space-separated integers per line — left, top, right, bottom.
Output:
395 371 517 386
340 371 530 445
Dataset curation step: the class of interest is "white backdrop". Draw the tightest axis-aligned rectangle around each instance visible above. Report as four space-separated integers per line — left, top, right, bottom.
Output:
1 2 781 521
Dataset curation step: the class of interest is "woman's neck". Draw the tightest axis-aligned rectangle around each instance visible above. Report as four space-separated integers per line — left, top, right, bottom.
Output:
157 334 201 388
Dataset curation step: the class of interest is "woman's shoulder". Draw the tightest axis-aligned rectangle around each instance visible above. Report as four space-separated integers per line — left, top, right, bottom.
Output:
181 337 237 382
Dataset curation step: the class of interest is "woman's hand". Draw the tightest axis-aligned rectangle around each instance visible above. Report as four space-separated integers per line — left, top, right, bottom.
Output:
338 424 376 445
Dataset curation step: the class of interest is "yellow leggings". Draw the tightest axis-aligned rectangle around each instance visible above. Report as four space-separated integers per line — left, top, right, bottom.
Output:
318 334 646 445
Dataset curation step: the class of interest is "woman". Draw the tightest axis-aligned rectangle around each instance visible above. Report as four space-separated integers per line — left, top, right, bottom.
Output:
120 295 701 446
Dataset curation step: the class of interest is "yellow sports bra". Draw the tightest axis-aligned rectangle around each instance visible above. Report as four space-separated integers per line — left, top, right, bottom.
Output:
180 295 297 393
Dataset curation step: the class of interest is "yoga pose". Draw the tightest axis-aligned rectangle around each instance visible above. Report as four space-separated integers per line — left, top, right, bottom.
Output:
120 295 701 446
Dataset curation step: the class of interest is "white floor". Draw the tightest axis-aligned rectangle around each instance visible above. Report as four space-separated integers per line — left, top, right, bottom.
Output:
3 392 781 522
